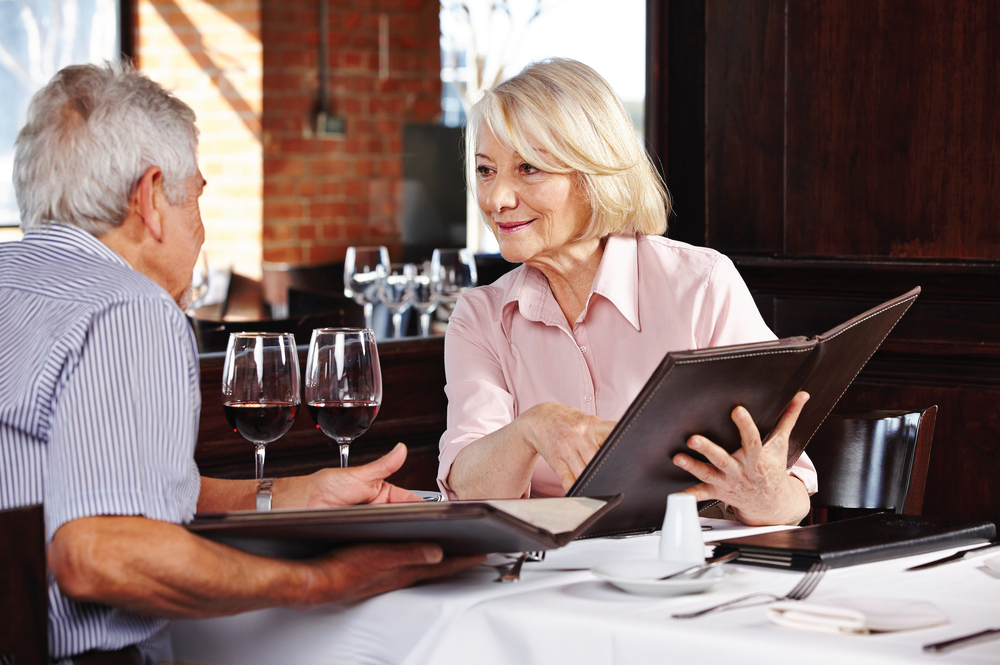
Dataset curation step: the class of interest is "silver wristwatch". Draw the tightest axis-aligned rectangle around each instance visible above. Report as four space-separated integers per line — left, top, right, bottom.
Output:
256 478 276 512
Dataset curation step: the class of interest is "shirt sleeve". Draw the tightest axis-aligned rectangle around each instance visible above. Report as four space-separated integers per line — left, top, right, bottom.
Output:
44 297 201 541
700 253 777 347
436 295 530 499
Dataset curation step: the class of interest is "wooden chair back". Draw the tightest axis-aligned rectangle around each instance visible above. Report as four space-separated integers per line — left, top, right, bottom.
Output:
0 504 48 665
807 406 937 522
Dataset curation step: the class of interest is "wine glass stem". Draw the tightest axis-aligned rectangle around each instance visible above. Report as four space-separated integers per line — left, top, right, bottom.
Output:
363 302 374 331
255 443 266 480
392 312 403 338
339 442 350 468
420 312 431 336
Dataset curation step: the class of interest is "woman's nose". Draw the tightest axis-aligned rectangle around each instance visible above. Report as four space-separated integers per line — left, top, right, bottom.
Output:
485 172 517 212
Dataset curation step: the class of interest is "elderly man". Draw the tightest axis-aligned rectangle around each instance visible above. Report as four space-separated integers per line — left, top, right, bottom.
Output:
0 62 479 665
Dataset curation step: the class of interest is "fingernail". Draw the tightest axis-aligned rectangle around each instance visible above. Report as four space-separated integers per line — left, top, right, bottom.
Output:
675 456 687 467
422 545 443 564
689 437 702 450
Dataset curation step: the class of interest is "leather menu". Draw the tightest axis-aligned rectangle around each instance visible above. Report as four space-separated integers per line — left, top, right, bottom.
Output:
710 513 996 570
568 287 921 538
187 495 622 557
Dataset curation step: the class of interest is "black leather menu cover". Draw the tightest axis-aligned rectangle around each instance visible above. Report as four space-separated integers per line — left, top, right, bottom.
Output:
186 495 622 557
711 513 996 570
568 287 921 539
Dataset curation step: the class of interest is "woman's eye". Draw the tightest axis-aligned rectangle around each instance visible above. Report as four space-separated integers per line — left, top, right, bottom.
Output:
476 165 493 177
519 163 538 174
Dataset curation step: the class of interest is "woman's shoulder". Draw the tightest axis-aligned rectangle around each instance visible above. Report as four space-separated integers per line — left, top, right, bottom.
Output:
632 234 734 276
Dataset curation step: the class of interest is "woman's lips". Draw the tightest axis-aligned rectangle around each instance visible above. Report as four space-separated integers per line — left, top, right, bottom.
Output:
496 220 533 234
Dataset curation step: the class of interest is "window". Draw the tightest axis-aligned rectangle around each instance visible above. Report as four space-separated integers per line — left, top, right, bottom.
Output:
0 0 122 228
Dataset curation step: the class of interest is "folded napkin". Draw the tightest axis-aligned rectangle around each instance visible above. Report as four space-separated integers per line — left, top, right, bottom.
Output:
768 598 948 635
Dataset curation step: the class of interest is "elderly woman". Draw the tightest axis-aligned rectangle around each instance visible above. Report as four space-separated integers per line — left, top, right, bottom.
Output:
437 58 815 526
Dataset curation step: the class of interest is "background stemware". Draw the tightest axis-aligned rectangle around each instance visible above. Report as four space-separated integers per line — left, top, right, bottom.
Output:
344 246 390 331
411 260 441 336
221 332 300 481
305 328 382 468
376 262 416 338
432 248 477 315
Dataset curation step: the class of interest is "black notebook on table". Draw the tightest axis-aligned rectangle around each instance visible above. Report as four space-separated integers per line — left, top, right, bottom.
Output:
568 287 921 539
710 513 996 570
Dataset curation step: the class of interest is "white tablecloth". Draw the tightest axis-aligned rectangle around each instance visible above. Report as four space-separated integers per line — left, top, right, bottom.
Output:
169 520 1000 664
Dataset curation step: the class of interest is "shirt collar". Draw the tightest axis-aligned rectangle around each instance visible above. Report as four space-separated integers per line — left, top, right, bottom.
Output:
498 234 642 340
23 221 133 270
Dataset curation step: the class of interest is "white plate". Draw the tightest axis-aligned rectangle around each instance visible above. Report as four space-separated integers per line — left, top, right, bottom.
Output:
591 560 732 597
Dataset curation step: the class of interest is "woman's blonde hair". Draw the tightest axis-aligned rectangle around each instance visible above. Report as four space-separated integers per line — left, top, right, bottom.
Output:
466 58 669 239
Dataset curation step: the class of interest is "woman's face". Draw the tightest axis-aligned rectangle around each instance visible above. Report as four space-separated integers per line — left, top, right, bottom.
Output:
475 130 592 267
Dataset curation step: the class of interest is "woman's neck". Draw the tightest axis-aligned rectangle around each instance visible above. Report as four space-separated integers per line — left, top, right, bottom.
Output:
529 236 606 326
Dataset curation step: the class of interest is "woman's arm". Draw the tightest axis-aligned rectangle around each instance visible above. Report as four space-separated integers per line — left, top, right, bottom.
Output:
448 402 615 500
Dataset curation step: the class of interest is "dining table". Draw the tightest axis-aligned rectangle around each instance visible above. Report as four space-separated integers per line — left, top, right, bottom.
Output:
169 518 1000 664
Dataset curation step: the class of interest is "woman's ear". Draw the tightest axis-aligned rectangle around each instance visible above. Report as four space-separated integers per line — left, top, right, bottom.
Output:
131 165 165 242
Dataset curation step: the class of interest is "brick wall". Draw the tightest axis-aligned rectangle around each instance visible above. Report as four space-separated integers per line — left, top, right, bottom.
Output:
134 0 442 277
262 0 441 265
136 0 264 279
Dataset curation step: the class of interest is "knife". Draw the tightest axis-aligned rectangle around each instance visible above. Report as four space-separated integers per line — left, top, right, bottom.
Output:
905 542 1000 571
923 627 1000 653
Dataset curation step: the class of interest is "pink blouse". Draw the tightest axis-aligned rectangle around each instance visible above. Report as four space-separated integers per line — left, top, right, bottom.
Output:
437 234 817 499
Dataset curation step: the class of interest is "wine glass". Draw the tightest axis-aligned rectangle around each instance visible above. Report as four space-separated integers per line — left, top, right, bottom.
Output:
432 248 478 314
376 262 416 338
411 260 441 336
344 246 390 331
222 332 301 481
186 250 210 314
305 328 382 468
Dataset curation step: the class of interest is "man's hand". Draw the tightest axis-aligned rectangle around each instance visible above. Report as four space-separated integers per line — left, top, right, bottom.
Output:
300 543 484 607
672 391 811 526
50 515 484 618
275 443 423 509
518 402 617 493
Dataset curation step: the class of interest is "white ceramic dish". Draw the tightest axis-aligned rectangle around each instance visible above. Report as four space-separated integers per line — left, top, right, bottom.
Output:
591 560 732 597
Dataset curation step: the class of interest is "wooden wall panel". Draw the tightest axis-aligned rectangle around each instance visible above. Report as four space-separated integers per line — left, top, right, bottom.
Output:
705 0 785 253
785 0 1000 258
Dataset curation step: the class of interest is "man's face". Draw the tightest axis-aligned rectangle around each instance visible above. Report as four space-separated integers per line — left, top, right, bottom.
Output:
159 171 206 307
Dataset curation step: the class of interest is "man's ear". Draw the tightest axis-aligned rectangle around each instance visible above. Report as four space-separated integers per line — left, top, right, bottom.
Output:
131 166 165 242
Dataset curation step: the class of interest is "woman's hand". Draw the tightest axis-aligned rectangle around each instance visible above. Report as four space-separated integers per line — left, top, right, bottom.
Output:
672 392 811 526
448 402 616 500
517 402 617 493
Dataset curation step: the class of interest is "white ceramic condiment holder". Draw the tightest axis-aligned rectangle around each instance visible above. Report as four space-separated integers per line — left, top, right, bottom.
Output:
659 492 704 564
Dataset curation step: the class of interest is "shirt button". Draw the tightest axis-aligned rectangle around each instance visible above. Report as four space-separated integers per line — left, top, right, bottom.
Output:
580 346 587 353
584 395 593 402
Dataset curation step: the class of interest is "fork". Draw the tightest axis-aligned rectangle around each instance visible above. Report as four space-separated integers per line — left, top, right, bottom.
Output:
672 562 829 619
496 553 528 583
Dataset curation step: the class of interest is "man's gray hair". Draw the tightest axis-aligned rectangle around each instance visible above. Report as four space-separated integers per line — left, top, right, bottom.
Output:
13 60 199 235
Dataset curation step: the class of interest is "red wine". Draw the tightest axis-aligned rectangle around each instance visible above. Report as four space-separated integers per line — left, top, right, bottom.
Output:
308 401 380 442
223 401 298 443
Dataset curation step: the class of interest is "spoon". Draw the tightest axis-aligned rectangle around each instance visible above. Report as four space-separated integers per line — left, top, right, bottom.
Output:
656 551 740 580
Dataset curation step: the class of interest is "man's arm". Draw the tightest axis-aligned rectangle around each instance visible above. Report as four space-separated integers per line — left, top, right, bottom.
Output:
48 515 481 619
197 443 423 513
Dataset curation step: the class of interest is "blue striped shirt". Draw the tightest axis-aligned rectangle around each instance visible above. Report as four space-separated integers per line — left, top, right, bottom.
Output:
0 223 201 662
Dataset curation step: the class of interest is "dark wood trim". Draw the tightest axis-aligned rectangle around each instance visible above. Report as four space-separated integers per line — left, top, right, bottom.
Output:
120 0 135 61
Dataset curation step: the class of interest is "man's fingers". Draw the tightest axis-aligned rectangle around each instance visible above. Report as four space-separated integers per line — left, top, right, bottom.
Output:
354 442 408 481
